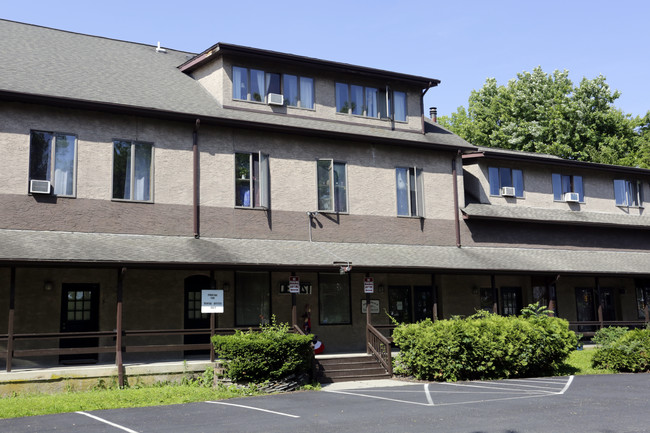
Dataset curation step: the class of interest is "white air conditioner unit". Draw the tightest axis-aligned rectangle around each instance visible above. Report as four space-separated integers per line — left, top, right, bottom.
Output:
267 93 284 106
29 179 51 194
500 186 516 197
564 192 580 202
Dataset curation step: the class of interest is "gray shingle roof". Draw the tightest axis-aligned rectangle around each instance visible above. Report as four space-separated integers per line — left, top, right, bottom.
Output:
462 203 650 229
2 229 649 276
0 19 474 151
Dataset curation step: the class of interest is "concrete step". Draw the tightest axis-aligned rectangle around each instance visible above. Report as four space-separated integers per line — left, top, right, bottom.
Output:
316 355 390 384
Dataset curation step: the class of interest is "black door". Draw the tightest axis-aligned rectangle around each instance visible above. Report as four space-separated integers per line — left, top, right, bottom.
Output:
184 275 211 357
388 285 411 323
597 288 616 321
413 286 433 322
60 283 99 364
575 287 597 332
501 287 522 316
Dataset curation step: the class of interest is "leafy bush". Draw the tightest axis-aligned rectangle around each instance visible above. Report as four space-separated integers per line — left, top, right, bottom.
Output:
211 318 313 383
592 326 629 346
392 308 577 382
591 328 650 373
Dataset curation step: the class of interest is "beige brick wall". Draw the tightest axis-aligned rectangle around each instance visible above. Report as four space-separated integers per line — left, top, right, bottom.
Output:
466 159 649 216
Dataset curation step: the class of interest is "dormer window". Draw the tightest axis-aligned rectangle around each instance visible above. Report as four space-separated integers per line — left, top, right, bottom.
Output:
336 83 406 121
232 66 313 108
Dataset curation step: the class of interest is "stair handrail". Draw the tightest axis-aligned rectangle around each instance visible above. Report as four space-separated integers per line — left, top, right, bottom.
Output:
366 323 392 375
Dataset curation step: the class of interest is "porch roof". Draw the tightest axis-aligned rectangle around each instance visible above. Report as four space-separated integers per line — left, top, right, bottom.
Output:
462 203 650 229
1 229 649 276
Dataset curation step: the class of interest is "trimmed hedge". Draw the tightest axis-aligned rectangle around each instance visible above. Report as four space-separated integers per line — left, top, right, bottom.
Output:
212 320 313 382
591 328 650 373
392 310 577 382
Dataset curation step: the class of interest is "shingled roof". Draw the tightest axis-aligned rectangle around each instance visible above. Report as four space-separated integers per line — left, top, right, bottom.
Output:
0 19 474 151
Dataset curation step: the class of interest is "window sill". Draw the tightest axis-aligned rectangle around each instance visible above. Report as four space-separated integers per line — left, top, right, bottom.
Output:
397 215 425 219
616 204 644 209
234 206 269 211
111 199 154 204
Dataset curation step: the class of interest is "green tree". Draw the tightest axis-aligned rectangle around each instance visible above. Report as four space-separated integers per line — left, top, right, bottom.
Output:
439 67 647 167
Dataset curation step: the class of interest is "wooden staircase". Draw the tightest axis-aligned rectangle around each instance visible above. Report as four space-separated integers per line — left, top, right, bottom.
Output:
316 354 392 383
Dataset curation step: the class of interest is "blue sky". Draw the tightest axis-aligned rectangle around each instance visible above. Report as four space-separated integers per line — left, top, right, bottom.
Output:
3 0 648 118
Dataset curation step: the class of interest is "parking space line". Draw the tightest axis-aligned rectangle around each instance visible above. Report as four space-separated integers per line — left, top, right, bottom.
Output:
441 382 556 394
76 412 139 433
324 389 433 406
205 401 300 418
557 375 574 394
424 383 434 406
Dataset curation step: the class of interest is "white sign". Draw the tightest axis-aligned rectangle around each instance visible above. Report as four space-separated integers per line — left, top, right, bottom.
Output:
201 290 224 313
364 277 374 294
289 276 300 294
361 299 380 314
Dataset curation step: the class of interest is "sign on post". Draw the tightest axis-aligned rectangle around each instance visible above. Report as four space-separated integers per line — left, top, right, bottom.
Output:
201 290 224 313
289 276 300 294
364 277 374 294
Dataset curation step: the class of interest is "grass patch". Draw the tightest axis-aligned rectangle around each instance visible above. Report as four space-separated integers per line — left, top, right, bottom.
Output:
556 349 616 376
0 383 263 419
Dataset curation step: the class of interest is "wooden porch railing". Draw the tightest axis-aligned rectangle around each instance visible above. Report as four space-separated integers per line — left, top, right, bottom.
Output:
366 324 393 375
569 320 647 337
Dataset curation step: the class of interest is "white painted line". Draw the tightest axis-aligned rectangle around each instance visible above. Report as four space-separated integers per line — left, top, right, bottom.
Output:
430 391 562 407
441 382 556 394
324 389 432 406
507 378 567 384
76 411 139 433
205 401 300 418
424 383 434 406
557 375 574 395
465 381 565 391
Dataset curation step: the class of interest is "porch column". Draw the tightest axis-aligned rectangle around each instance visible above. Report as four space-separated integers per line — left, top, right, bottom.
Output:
116 267 125 387
291 272 297 330
6 267 16 372
491 275 498 314
431 274 438 321
210 270 215 363
596 277 603 328
365 273 371 354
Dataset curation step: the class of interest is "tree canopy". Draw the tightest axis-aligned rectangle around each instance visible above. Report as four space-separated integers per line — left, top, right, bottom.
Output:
439 67 650 168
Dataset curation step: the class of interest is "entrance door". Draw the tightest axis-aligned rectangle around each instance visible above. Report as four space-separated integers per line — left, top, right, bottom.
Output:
184 275 211 357
575 287 596 332
388 286 411 323
413 286 433 322
501 287 522 316
597 288 616 321
60 283 99 364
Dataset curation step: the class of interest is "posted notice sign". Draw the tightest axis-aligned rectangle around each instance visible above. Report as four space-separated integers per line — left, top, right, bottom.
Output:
289 276 300 294
364 277 374 293
201 290 224 313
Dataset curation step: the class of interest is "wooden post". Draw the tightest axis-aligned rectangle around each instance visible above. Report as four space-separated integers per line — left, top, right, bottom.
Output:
116 267 125 388
6 267 16 372
596 277 603 328
210 270 216 363
291 272 297 330
491 275 498 314
366 273 371 354
431 274 438 321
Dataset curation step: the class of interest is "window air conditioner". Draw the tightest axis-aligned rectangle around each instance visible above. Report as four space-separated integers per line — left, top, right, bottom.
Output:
500 186 516 197
564 192 580 202
267 93 284 106
29 179 51 194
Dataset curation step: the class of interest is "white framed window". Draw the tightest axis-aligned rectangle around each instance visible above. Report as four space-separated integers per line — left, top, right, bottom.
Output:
112 140 153 202
552 173 583 202
29 130 77 196
396 167 424 217
335 83 406 121
489 167 524 197
317 159 347 213
233 66 314 108
614 179 642 207
235 152 269 208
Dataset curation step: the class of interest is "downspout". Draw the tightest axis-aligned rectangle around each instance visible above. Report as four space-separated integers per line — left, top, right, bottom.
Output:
420 81 433 134
193 119 201 239
452 150 462 247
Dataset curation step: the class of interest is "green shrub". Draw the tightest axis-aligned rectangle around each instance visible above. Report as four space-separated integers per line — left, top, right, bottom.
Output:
592 326 629 346
211 318 313 383
392 309 577 382
591 328 650 372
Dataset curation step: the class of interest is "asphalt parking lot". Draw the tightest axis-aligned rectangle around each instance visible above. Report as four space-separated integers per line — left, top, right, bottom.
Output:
1 374 649 432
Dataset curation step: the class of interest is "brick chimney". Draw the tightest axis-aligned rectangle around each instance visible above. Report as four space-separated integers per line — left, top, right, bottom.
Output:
429 107 437 123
